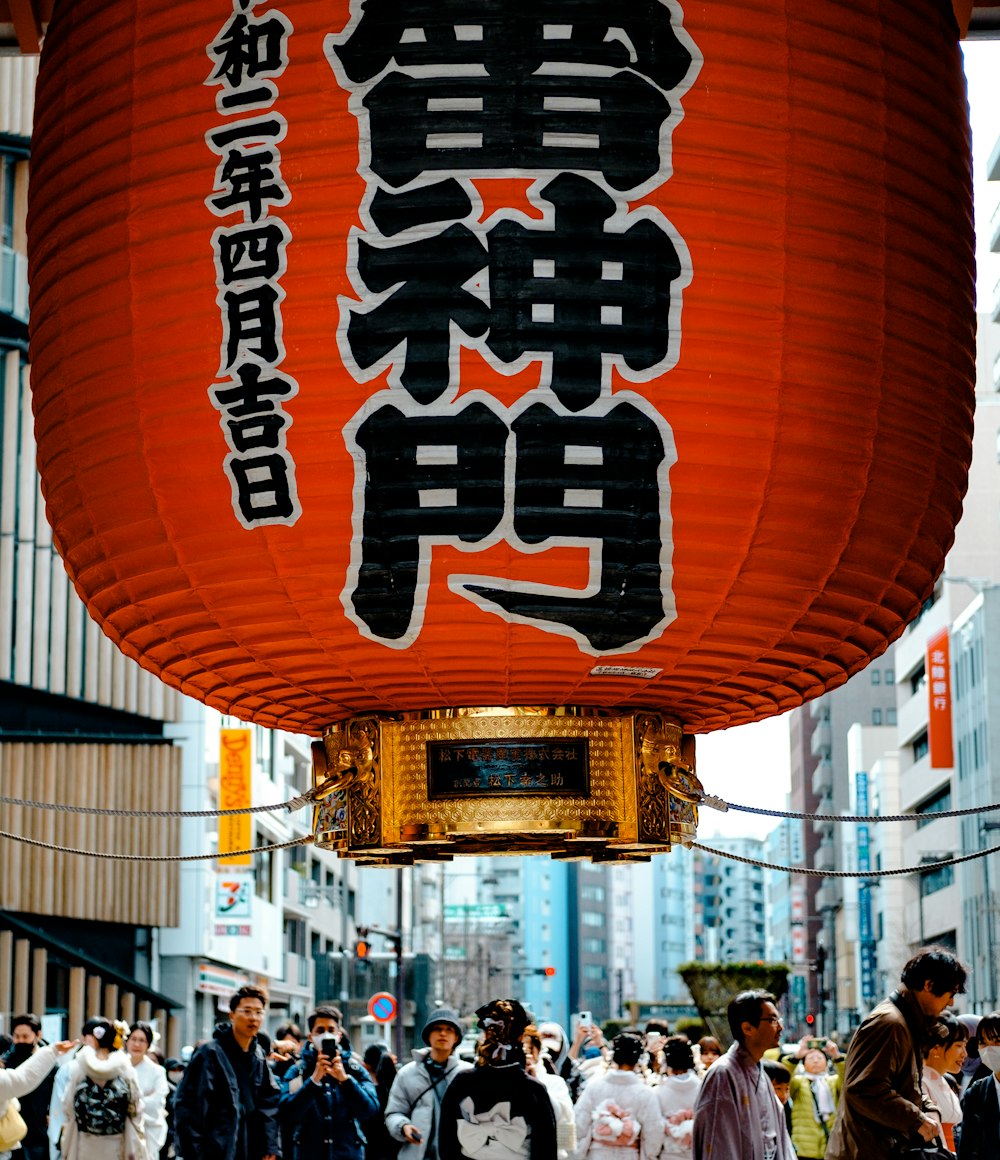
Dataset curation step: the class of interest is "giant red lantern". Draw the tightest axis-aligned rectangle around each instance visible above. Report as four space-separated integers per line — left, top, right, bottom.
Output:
28 0 975 859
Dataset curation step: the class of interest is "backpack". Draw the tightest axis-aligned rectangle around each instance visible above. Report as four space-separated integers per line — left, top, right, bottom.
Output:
73 1075 130 1136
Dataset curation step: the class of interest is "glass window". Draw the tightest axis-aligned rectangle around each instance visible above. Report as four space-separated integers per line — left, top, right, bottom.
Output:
886 707 897 726
871 670 881 685
581 911 604 927
916 785 951 829
872 709 882 725
913 731 929 762
885 669 895 685
919 864 954 897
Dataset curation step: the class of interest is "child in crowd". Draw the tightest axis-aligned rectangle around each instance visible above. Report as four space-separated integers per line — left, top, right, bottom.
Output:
762 1059 792 1140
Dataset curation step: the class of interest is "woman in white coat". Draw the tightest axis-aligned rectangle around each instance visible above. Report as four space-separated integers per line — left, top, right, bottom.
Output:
523 1027 576 1160
655 1038 701 1157
125 1023 168 1159
60 1018 145 1160
0 1037 77 1155
574 1034 664 1160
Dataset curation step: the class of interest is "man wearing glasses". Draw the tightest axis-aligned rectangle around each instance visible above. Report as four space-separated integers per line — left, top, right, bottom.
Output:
692 990 794 1160
174 984 282 1160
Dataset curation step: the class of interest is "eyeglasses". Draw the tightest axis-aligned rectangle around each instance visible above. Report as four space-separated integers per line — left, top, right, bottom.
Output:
758 1016 783 1024
234 1008 265 1018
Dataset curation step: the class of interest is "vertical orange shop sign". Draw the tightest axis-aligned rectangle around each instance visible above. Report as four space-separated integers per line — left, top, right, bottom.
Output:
219 729 253 865
927 629 954 770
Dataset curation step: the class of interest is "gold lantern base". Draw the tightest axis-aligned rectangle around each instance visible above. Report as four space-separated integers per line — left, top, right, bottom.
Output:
311 708 701 864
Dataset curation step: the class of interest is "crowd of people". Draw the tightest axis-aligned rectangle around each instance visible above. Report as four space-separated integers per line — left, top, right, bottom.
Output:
0 944 997 1159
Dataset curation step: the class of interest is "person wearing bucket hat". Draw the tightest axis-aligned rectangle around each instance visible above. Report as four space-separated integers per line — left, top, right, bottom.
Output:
437 1000 556 1160
422 1010 464 1048
385 1009 472 1160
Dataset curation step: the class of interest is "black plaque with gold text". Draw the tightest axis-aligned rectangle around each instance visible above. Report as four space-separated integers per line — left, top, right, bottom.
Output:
427 738 590 799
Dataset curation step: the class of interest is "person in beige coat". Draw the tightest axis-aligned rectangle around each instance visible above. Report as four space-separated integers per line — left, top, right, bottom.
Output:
825 946 968 1160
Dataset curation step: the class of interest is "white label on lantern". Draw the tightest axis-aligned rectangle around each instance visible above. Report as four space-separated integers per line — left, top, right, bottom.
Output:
590 665 662 679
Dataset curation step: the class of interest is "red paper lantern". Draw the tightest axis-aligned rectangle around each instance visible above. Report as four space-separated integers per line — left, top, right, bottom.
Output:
28 0 975 738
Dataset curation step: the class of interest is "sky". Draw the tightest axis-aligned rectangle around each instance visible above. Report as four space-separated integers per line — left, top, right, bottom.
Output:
694 39 1000 847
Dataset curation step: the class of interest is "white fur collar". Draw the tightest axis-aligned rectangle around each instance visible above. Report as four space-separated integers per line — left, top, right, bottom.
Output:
76 1044 134 1083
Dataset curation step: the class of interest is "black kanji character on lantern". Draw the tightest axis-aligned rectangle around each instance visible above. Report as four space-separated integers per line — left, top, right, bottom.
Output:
228 452 298 525
208 146 288 222
334 0 693 91
330 0 696 192
348 399 507 640
215 221 289 284
221 283 282 368
211 362 297 417
460 398 672 651
223 411 289 453
368 179 473 237
345 222 488 402
487 172 682 411
208 9 292 112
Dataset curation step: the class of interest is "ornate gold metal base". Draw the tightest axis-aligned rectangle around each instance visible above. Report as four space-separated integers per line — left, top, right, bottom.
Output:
311 708 701 864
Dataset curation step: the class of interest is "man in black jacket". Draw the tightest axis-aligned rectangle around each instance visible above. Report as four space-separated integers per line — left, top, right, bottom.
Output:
173 984 281 1160
278 1005 379 1160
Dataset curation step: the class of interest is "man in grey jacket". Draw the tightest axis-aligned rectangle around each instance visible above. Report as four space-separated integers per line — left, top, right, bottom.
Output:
385 1009 471 1160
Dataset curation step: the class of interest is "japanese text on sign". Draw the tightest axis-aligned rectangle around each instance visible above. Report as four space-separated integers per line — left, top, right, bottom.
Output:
328 0 701 655
206 0 301 528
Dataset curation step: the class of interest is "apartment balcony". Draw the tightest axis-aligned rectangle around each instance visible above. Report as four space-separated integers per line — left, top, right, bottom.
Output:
0 244 28 325
282 950 313 992
896 689 929 751
900 753 952 816
815 881 840 913
812 802 835 840
990 133 1000 181
992 198 1000 254
810 719 832 759
814 837 837 874
993 276 1000 326
812 758 834 798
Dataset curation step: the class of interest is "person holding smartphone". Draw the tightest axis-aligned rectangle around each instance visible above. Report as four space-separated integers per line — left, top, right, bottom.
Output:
278 1006 379 1160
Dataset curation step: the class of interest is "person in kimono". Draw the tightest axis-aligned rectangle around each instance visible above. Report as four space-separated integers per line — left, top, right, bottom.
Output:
438 1000 556 1160
691 992 794 1160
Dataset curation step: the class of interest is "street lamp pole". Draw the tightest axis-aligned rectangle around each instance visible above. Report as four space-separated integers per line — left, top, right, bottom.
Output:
982 822 1000 1009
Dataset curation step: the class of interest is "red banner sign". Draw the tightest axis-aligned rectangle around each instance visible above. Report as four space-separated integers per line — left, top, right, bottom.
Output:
927 629 954 769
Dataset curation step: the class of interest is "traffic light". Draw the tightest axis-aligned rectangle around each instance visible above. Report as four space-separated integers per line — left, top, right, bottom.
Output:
533 966 557 976
355 926 371 960
805 1012 816 1027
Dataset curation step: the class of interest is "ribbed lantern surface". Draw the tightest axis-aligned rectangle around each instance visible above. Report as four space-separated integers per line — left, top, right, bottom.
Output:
28 0 975 735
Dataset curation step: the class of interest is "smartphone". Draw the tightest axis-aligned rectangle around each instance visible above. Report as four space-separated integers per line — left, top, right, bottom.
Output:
808 1038 824 1050
410 1131 424 1144
578 1010 593 1029
321 1036 339 1059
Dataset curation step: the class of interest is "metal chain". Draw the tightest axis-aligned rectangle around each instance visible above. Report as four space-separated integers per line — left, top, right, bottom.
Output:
700 794 1000 825
0 791 316 818
690 839 1000 878
0 828 314 862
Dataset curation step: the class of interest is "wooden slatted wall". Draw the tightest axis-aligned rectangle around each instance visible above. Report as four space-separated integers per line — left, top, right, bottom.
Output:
0 741 181 926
